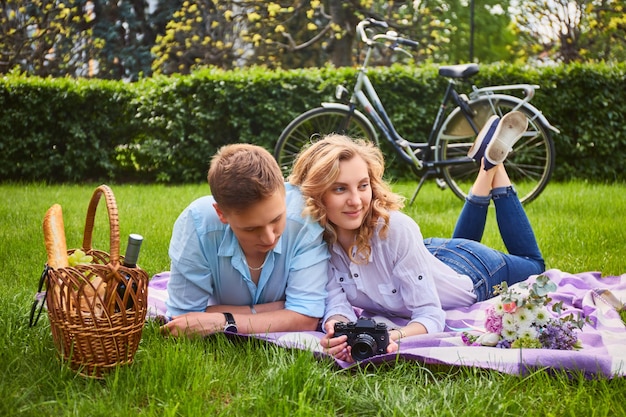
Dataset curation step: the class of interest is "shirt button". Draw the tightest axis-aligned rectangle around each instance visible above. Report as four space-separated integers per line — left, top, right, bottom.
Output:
392 289 397 293
418 275 423 280
353 273 359 278
339 277 344 282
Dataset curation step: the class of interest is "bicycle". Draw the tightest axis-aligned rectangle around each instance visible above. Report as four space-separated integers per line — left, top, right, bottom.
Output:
274 18 559 204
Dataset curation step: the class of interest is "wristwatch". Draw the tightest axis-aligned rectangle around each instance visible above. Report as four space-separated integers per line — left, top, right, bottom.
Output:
222 312 238 333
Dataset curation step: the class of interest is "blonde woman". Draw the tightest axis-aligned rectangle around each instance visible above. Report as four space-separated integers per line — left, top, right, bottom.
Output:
289 122 544 362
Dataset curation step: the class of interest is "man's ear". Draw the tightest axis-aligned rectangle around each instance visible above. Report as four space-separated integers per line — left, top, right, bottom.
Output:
213 203 228 224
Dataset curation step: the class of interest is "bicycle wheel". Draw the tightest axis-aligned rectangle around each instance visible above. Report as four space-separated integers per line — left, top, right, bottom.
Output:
274 107 378 177
437 97 555 204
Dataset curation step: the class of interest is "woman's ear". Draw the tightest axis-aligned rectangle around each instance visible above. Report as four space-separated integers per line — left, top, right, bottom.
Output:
213 203 228 224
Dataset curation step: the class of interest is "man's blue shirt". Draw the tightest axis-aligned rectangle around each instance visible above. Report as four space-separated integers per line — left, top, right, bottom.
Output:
166 183 329 318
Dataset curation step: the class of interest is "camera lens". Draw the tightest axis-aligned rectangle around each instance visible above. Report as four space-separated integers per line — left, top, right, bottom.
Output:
350 334 378 361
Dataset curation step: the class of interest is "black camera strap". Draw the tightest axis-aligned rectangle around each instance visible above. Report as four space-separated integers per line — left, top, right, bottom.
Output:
29 265 50 327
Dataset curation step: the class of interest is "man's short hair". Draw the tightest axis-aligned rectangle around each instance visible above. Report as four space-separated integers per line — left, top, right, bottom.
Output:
208 143 285 212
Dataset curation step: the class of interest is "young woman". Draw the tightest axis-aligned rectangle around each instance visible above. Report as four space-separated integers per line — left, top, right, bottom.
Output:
288 112 545 362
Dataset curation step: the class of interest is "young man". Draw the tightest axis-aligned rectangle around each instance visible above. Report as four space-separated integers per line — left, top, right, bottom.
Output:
162 143 329 337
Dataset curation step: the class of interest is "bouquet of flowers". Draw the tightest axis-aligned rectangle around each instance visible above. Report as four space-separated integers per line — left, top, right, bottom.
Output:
462 275 586 350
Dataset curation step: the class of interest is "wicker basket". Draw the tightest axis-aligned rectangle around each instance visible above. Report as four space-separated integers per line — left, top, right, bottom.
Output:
45 185 148 378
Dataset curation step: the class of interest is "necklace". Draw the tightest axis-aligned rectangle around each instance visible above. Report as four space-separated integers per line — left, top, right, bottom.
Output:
244 255 269 271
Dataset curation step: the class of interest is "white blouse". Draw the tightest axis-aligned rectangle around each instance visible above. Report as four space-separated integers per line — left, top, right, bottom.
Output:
323 210 476 333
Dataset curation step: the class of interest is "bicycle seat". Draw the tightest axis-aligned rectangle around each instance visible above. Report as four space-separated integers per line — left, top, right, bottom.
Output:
438 63 479 79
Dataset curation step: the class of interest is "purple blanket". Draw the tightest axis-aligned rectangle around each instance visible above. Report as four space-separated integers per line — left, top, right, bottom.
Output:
147 269 626 378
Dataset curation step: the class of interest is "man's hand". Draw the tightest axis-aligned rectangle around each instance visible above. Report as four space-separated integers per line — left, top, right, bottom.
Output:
161 312 225 338
161 308 319 337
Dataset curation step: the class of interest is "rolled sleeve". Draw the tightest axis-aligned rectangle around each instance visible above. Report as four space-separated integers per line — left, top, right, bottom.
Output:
165 201 214 316
284 259 328 318
407 302 446 334
279 185 330 318
165 264 213 316
281 223 329 318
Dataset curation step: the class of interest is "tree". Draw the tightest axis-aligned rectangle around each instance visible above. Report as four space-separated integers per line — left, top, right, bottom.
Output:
151 0 474 74
0 0 177 79
441 0 517 64
91 0 181 80
581 0 626 61
513 0 626 63
0 0 97 76
150 0 353 73
514 0 585 63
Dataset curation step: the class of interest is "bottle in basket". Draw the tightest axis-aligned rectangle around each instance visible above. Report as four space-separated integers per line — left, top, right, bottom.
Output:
117 233 143 311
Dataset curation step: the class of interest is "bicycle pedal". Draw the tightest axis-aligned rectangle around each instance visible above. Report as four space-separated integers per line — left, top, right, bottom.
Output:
435 178 448 190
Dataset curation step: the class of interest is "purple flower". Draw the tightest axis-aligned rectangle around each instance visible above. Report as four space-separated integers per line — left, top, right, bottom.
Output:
461 332 478 346
538 320 578 350
495 340 511 349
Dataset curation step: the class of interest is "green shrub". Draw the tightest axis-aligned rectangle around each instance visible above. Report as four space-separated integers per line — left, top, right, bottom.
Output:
1 62 624 183
0 75 137 182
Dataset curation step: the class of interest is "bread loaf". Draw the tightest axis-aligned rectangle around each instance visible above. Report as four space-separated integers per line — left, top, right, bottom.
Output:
43 204 69 269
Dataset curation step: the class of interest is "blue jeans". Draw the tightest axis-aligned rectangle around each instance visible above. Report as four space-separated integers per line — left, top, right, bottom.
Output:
424 186 545 301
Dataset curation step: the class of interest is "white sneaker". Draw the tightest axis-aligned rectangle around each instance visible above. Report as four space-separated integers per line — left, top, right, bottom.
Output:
484 111 528 169
467 115 500 162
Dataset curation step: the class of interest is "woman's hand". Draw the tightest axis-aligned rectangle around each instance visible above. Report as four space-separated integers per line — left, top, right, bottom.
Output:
161 312 224 337
320 318 350 361
386 338 399 354
321 317 402 362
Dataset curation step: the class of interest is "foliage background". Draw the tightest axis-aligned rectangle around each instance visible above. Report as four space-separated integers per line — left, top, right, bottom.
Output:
1 62 625 184
2 0 625 80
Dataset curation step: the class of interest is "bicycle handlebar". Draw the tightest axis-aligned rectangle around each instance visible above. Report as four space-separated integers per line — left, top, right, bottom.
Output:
390 35 420 49
357 18 419 49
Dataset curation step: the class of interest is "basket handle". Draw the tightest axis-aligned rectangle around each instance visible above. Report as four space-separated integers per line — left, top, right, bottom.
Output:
82 185 121 266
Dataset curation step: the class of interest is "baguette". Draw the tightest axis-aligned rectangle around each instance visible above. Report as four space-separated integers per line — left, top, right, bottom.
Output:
43 204 69 269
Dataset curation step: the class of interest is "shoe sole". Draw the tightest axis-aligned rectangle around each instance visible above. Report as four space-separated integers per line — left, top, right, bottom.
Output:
467 115 500 161
485 111 528 165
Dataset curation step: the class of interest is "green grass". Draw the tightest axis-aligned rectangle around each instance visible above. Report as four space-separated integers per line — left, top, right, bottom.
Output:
1 181 625 416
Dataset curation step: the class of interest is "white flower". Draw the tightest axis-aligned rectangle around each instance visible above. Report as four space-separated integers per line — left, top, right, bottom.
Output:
464 276 584 350
501 313 517 331
534 307 550 326
517 325 538 340
493 302 505 316
514 306 534 328
501 327 518 342
524 303 537 313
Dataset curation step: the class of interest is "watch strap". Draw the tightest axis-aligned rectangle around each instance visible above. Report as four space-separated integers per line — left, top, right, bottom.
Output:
222 312 237 333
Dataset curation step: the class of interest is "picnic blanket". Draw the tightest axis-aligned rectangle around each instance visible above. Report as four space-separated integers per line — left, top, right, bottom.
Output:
147 269 626 378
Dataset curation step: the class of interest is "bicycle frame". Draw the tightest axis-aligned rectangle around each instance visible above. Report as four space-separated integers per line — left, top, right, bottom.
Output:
323 34 559 180
275 19 558 205
326 43 479 174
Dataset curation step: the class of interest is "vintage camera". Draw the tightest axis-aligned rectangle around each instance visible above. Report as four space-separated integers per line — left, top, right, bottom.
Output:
334 317 390 361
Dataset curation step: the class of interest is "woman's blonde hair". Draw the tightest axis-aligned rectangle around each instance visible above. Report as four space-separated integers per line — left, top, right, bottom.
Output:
289 134 404 262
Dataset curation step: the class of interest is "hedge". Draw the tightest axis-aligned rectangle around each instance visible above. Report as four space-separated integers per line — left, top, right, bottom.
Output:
1 62 624 183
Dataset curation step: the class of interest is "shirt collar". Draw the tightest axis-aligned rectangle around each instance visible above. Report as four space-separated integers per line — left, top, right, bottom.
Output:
330 242 373 263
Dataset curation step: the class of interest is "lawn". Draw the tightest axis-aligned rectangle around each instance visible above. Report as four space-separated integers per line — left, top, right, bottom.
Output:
1 181 625 416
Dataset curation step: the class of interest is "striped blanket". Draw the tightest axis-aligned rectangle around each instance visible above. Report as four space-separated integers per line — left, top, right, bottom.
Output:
147 269 626 378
